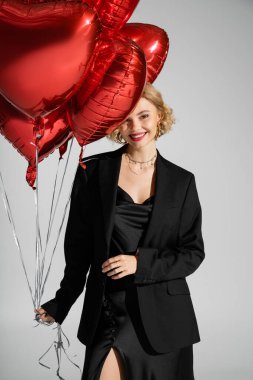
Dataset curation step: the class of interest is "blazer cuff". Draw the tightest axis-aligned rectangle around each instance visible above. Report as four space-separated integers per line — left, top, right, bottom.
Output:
41 298 69 325
133 247 158 284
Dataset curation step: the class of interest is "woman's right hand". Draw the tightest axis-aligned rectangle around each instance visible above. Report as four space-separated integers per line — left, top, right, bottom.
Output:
35 307 55 324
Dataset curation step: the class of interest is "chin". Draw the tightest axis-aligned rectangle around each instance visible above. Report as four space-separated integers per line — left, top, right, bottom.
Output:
129 138 155 149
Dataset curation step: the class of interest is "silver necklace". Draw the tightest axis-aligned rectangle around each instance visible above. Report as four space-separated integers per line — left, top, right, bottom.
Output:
124 152 157 175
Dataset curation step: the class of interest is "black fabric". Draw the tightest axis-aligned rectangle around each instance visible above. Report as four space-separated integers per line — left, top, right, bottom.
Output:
82 186 194 379
41 145 204 353
105 186 153 292
82 289 194 380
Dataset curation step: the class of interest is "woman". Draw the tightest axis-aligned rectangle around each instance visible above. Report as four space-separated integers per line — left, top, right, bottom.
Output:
36 82 205 380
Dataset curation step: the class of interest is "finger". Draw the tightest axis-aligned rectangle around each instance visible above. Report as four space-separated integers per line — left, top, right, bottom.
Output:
41 315 49 322
102 259 123 272
35 311 48 318
34 309 53 323
111 270 127 279
107 266 124 277
35 307 46 314
37 314 55 324
40 311 48 317
102 255 123 268
104 263 122 274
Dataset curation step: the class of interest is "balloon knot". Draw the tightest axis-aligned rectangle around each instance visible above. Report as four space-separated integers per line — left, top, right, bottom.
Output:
79 146 86 169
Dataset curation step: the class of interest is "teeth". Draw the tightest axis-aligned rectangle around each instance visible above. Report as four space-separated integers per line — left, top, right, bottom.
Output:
130 133 145 138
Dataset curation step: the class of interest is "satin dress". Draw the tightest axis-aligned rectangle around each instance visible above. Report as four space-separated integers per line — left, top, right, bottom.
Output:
81 186 195 380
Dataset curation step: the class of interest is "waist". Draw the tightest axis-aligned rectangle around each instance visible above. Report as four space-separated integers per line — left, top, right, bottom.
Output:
105 274 135 293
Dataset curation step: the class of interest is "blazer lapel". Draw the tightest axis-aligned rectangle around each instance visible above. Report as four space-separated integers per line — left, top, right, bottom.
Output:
98 144 128 253
98 144 178 256
140 151 179 247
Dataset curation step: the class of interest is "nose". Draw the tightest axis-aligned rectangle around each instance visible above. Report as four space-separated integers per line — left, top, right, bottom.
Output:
128 118 141 131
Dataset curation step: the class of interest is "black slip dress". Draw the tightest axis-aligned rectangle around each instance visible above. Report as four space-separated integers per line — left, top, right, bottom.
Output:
81 186 194 380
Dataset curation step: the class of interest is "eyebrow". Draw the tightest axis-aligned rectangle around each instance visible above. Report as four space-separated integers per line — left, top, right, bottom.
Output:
124 110 150 122
135 110 150 116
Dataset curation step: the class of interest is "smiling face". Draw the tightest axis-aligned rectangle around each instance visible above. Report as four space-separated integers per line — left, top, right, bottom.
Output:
118 97 160 148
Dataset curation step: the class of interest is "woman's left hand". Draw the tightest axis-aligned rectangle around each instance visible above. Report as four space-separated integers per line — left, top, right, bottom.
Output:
101 254 138 279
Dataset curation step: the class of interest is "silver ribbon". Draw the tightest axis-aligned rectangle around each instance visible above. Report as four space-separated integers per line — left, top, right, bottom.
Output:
0 137 82 378
38 323 81 380
0 171 35 307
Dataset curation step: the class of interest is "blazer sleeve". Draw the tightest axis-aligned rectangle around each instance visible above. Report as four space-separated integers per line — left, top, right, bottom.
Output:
41 165 93 324
134 174 205 284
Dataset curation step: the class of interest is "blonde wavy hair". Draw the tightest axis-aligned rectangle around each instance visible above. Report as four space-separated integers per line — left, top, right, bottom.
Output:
106 82 175 144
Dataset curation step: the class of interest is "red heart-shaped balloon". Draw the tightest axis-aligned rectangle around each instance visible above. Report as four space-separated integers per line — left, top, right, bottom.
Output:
0 1 100 118
91 0 139 33
121 23 169 83
0 96 72 187
71 37 146 146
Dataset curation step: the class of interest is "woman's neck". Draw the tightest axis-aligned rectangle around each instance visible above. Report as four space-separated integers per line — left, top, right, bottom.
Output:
125 142 157 162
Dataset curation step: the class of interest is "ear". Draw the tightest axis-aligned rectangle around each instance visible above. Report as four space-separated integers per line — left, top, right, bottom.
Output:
157 111 162 123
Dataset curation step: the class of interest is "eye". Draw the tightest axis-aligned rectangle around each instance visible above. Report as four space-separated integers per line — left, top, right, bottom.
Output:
120 119 130 127
140 113 149 119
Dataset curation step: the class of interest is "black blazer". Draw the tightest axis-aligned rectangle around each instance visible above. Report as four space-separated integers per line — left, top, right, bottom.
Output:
42 143 205 353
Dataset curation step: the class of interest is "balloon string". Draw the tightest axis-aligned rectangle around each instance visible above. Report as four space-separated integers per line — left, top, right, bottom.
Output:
1 144 80 378
39 157 61 295
38 324 81 380
0 170 35 307
40 188 71 299
40 138 74 301
79 145 87 169
34 143 44 308
40 158 78 297
45 159 61 251
45 137 74 249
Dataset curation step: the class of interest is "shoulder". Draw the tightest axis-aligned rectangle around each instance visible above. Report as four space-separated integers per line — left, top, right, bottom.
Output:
82 147 118 165
76 146 123 179
159 155 200 202
82 146 121 165
159 152 195 180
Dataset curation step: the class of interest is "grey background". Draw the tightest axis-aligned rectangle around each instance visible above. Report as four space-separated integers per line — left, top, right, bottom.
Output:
0 0 252 379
